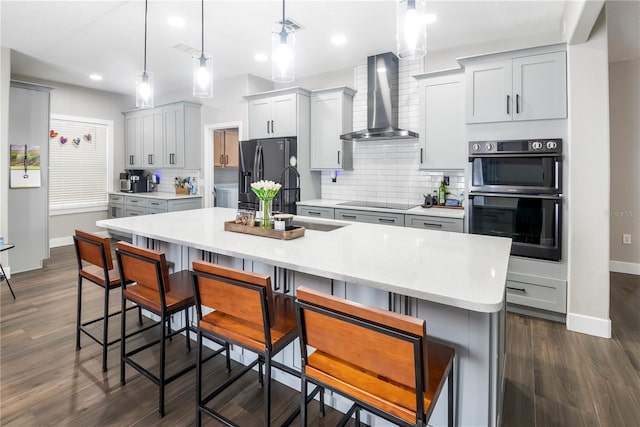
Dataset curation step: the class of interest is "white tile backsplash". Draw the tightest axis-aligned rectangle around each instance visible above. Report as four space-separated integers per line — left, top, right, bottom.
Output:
320 57 465 205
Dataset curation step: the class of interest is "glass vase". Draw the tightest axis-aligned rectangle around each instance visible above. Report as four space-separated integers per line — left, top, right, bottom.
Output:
259 198 273 228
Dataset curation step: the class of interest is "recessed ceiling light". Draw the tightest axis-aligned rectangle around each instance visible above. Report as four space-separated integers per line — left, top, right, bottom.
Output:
331 34 347 45
89 74 103 81
254 53 268 62
168 16 185 28
424 14 437 24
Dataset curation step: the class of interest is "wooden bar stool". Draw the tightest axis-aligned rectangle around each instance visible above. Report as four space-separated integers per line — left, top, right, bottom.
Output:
295 286 456 427
192 260 322 427
115 241 195 417
73 230 141 372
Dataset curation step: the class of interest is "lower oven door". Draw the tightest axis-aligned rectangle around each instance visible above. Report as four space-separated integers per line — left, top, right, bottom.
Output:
469 193 562 261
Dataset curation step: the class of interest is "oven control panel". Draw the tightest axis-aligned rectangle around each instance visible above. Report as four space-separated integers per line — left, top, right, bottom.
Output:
469 138 562 155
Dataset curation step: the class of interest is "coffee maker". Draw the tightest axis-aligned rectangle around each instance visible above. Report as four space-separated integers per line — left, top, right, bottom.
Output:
120 170 148 193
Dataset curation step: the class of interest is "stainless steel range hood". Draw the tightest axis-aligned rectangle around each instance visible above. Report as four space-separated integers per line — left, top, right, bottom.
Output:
340 52 418 141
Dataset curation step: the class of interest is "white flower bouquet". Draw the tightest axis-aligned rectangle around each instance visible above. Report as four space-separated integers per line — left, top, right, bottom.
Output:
250 180 282 201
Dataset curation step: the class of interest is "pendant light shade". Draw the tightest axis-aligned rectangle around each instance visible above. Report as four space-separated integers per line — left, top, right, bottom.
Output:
193 0 213 98
136 0 154 108
396 0 427 60
271 0 295 83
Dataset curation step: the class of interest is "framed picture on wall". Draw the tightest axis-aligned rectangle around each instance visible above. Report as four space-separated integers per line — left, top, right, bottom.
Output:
10 144 41 188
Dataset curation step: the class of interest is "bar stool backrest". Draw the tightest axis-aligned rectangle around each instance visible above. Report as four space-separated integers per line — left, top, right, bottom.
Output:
74 230 113 271
116 241 171 293
296 286 429 411
192 260 275 331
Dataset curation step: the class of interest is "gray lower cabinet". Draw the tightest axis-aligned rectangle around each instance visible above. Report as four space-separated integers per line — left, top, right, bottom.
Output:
404 214 464 233
108 194 202 219
506 272 567 314
334 208 404 227
297 205 335 219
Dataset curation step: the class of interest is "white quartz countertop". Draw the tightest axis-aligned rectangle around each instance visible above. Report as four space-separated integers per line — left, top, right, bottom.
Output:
97 207 510 312
297 199 465 219
110 191 202 200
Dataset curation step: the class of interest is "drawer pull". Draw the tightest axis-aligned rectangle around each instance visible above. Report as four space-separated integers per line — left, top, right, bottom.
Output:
423 222 442 228
307 211 322 216
378 218 395 223
507 286 527 294
150 202 159 206
342 214 357 219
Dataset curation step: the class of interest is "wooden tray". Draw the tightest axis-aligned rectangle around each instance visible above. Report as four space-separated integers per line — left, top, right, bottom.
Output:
224 221 305 240
175 187 190 195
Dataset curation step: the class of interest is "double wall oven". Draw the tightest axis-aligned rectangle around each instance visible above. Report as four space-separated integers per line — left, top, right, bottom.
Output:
468 139 563 261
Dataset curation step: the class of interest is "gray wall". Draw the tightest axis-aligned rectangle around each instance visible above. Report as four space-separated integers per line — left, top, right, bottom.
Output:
609 59 640 266
11 74 132 242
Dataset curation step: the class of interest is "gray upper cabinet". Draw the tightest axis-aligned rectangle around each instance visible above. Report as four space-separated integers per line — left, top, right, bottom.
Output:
416 71 466 170
124 101 201 169
310 87 356 170
246 89 308 139
465 50 566 123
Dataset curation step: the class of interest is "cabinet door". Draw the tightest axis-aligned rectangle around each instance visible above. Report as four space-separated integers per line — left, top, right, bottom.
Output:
465 60 512 123
512 51 567 121
248 98 273 139
224 130 239 167
125 112 142 167
420 74 466 170
310 93 341 169
141 109 163 167
271 94 297 137
163 104 185 168
213 130 224 167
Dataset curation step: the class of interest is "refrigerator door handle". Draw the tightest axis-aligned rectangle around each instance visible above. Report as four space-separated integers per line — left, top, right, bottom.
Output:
252 145 261 184
258 145 265 180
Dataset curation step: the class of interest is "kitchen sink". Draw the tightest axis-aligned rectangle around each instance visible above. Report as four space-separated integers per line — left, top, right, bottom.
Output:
292 219 348 232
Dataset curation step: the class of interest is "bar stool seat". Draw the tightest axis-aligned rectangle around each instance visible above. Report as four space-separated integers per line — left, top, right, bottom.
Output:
116 241 197 417
74 230 141 372
296 286 456 427
192 260 322 427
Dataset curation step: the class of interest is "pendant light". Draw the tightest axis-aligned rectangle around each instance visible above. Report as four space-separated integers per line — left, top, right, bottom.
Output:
271 0 295 83
193 0 213 98
135 0 154 108
396 0 427 60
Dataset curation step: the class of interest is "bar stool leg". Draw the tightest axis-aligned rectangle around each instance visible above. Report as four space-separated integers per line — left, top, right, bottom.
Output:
102 285 109 372
196 329 203 427
300 376 307 426
159 310 167 417
76 276 83 350
120 293 127 386
263 353 271 427
184 308 191 351
448 366 454 427
224 343 231 373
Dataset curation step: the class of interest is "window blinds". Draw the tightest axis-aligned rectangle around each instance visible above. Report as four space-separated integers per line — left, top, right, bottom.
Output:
49 117 109 211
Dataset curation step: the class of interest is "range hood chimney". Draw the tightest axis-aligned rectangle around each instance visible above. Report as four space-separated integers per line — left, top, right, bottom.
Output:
340 52 418 141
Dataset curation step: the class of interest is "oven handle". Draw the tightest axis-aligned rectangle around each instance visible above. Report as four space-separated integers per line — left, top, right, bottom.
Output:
469 192 562 200
468 153 561 159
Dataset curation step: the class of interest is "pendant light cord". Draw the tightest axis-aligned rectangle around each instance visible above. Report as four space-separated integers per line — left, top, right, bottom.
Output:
201 0 204 53
143 0 148 73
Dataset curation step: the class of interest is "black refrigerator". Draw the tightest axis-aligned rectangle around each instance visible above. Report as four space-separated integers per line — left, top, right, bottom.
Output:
238 137 300 214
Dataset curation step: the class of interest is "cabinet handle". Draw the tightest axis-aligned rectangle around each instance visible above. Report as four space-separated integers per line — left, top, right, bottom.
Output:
307 211 322 216
420 148 424 164
266 121 270 134
271 120 275 134
507 286 527 294
130 212 139 216
169 153 175 164
378 218 395 223
342 214 357 219
148 154 153 164
129 155 134 165
150 202 159 206
423 222 442 228
220 154 224 164
506 95 510 115
225 154 229 165
337 150 341 164
516 94 520 114
131 200 138 203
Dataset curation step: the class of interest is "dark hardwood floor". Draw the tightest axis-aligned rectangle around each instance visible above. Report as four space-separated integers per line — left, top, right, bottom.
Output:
1 245 639 426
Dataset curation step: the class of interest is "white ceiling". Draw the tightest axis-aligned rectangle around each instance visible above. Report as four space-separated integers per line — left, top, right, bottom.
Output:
1 1 637 98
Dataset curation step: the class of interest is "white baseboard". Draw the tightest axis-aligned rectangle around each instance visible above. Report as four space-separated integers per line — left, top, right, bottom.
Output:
566 312 612 338
50 231 110 249
610 260 640 275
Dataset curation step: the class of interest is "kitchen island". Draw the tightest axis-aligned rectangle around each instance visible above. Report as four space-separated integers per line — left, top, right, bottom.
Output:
97 207 511 426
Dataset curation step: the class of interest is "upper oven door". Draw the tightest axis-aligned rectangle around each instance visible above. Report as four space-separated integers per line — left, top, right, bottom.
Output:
469 153 562 194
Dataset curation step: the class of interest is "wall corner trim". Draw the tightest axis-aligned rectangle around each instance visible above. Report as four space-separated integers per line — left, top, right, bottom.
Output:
566 312 612 338
609 260 640 276
50 230 109 249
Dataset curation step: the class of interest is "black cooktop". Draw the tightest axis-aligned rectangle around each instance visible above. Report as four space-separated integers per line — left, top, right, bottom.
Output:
338 201 418 210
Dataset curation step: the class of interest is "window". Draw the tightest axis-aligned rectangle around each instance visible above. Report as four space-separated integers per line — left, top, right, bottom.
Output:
49 115 113 214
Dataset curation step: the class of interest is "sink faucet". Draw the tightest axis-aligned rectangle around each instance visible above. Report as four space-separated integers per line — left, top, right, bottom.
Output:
279 165 301 214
